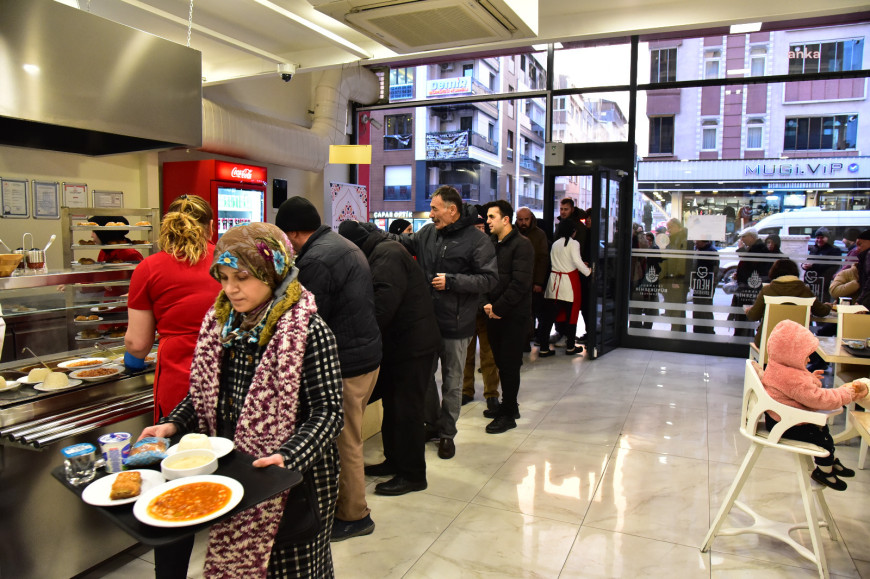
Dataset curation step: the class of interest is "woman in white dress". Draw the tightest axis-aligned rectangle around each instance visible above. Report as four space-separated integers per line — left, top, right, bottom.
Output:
536 219 591 356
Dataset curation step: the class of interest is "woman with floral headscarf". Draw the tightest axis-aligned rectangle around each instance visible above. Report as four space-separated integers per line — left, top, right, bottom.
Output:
137 222 344 578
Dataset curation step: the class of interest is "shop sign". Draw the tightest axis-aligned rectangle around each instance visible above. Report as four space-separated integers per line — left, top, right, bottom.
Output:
744 162 854 177
215 161 267 184
426 77 472 98
372 211 412 218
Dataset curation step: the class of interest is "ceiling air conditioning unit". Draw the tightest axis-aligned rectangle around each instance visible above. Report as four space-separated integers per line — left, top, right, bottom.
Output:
309 0 538 53
440 63 454 72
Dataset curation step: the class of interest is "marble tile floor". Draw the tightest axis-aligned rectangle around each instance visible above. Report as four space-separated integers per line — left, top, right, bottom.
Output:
77 348 870 578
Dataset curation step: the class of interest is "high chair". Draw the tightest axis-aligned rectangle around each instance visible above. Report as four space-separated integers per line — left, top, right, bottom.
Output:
702 360 842 579
748 295 815 366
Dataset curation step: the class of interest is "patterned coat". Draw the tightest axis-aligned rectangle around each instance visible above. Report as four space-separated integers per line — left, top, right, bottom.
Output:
166 295 344 578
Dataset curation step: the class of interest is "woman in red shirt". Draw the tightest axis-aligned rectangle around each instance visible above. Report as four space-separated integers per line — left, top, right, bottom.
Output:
124 195 221 421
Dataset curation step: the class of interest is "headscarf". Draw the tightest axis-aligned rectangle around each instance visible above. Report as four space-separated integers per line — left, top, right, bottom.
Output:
210 223 301 347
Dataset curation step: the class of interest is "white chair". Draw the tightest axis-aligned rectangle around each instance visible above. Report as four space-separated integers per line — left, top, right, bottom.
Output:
702 360 842 579
749 295 815 366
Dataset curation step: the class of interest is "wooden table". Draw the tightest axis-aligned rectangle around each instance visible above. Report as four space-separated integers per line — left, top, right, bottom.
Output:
816 336 870 444
852 410 870 470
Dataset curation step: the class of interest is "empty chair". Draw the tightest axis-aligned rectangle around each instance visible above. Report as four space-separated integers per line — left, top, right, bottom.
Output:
702 359 842 579
748 295 815 366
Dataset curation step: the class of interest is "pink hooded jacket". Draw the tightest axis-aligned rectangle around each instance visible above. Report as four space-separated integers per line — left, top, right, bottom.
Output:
762 319 856 420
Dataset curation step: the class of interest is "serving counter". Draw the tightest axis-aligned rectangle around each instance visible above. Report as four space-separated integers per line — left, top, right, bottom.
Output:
1 269 157 578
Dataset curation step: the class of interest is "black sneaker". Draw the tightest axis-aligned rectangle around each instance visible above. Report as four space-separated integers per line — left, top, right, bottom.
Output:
331 515 375 542
486 397 499 413
565 346 584 355
832 458 855 478
461 394 474 405
483 402 520 420
810 468 847 491
486 415 517 434
538 348 556 358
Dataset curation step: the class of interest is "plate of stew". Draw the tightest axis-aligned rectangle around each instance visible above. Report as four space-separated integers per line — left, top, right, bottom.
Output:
133 475 244 528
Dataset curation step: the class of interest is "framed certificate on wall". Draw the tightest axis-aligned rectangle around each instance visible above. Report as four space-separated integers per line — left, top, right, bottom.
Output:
1 178 29 218
93 190 124 208
33 181 60 219
62 182 89 208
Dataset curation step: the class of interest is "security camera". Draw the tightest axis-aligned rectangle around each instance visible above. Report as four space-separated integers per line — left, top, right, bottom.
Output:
278 63 297 83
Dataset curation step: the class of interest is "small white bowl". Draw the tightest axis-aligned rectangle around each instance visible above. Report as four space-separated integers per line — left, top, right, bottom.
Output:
160 449 218 480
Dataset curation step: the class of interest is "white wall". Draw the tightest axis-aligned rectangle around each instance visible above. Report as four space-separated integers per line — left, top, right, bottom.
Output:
0 146 158 268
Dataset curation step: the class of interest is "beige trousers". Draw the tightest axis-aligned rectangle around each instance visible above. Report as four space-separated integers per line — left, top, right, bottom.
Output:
335 367 380 522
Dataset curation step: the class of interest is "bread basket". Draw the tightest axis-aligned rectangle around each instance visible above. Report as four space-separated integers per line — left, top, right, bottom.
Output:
0 254 23 277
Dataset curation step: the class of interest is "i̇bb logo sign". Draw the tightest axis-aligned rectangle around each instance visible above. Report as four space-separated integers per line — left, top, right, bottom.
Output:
216 161 266 183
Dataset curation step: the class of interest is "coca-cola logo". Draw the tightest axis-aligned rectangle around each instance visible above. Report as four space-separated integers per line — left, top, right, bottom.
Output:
231 167 253 179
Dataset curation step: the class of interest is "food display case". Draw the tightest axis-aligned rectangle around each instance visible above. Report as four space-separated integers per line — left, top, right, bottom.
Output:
0 269 157 578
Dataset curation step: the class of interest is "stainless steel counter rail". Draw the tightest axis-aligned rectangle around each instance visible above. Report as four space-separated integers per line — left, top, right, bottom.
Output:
3 392 153 448
34 398 153 447
1 393 148 438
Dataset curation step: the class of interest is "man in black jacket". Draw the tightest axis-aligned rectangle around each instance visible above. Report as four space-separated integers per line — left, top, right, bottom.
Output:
483 200 534 434
275 196 382 541
392 186 498 459
338 221 441 496
516 207 549 347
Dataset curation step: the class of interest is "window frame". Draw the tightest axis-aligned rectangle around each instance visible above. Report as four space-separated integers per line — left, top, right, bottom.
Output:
648 115 675 154
650 47 677 83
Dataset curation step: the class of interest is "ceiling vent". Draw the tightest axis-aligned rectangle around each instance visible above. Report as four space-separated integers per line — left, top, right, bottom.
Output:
310 0 538 53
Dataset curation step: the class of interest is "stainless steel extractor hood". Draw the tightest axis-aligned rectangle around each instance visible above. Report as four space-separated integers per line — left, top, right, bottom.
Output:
0 0 202 156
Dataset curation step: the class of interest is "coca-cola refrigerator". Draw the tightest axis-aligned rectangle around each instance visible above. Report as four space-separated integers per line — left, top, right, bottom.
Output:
163 160 267 241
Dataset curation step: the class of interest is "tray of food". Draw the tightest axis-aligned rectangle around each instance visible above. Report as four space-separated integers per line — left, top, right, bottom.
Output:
133 475 244 528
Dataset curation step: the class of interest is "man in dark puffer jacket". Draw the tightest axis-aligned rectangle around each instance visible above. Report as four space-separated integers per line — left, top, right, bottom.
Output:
276 196 381 542
391 186 498 460
339 221 441 496
482 200 533 434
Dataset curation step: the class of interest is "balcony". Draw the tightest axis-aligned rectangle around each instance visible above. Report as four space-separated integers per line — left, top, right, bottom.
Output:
520 155 543 174
383 134 412 151
518 195 542 209
384 185 412 201
530 119 545 140
425 183 480 201
389 83 414 101
426 129 497 160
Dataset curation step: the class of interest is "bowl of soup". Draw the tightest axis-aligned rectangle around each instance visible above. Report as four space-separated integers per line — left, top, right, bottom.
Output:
161 449 217 480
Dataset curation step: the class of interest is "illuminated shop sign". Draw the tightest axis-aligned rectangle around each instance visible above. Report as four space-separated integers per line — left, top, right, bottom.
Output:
426 77 472 98
215 161 267 184
372 211 412 218
744 162 858 177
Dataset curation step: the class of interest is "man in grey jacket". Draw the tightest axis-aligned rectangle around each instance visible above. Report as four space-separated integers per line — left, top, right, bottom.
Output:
393 186 498 459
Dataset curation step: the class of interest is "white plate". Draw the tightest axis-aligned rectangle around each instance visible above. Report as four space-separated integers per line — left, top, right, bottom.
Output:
82 470 166 507
133 475 244 528
90 306 123 313
0 380 23 392
145 353 157 364
34 378 83 391
70 366 123 381
73 316 104 323
166 437 234 459
16 376 51 385
57 358 109 370
75 334 105 341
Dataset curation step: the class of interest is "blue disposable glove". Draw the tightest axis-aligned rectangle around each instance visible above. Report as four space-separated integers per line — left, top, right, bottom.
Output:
124 351 146 371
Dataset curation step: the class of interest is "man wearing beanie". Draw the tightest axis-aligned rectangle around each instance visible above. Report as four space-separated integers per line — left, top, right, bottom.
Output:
388 186 498 460
275 196 382 542
338 220 440 496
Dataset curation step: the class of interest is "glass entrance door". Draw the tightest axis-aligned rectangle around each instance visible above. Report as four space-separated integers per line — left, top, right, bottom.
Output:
586 168 625 359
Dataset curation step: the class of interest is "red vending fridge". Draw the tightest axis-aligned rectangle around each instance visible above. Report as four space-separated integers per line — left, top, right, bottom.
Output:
162 160 267 241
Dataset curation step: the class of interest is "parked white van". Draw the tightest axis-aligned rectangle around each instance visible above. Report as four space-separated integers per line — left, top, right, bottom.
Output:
717 207 870 283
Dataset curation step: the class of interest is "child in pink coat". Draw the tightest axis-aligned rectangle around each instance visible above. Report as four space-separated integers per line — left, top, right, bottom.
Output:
761 319 868 491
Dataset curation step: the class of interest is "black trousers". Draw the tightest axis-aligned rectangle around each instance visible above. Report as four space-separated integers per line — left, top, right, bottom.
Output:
692 296 715 334
154 535 195 579
376 352 437 482
487 314 528 417
765 413 836 467
536 300 578 349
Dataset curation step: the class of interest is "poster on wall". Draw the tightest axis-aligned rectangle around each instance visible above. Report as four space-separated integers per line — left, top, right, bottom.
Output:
32 181 60 219
62 182 89 208
330 182 368 231
1 178 29 218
